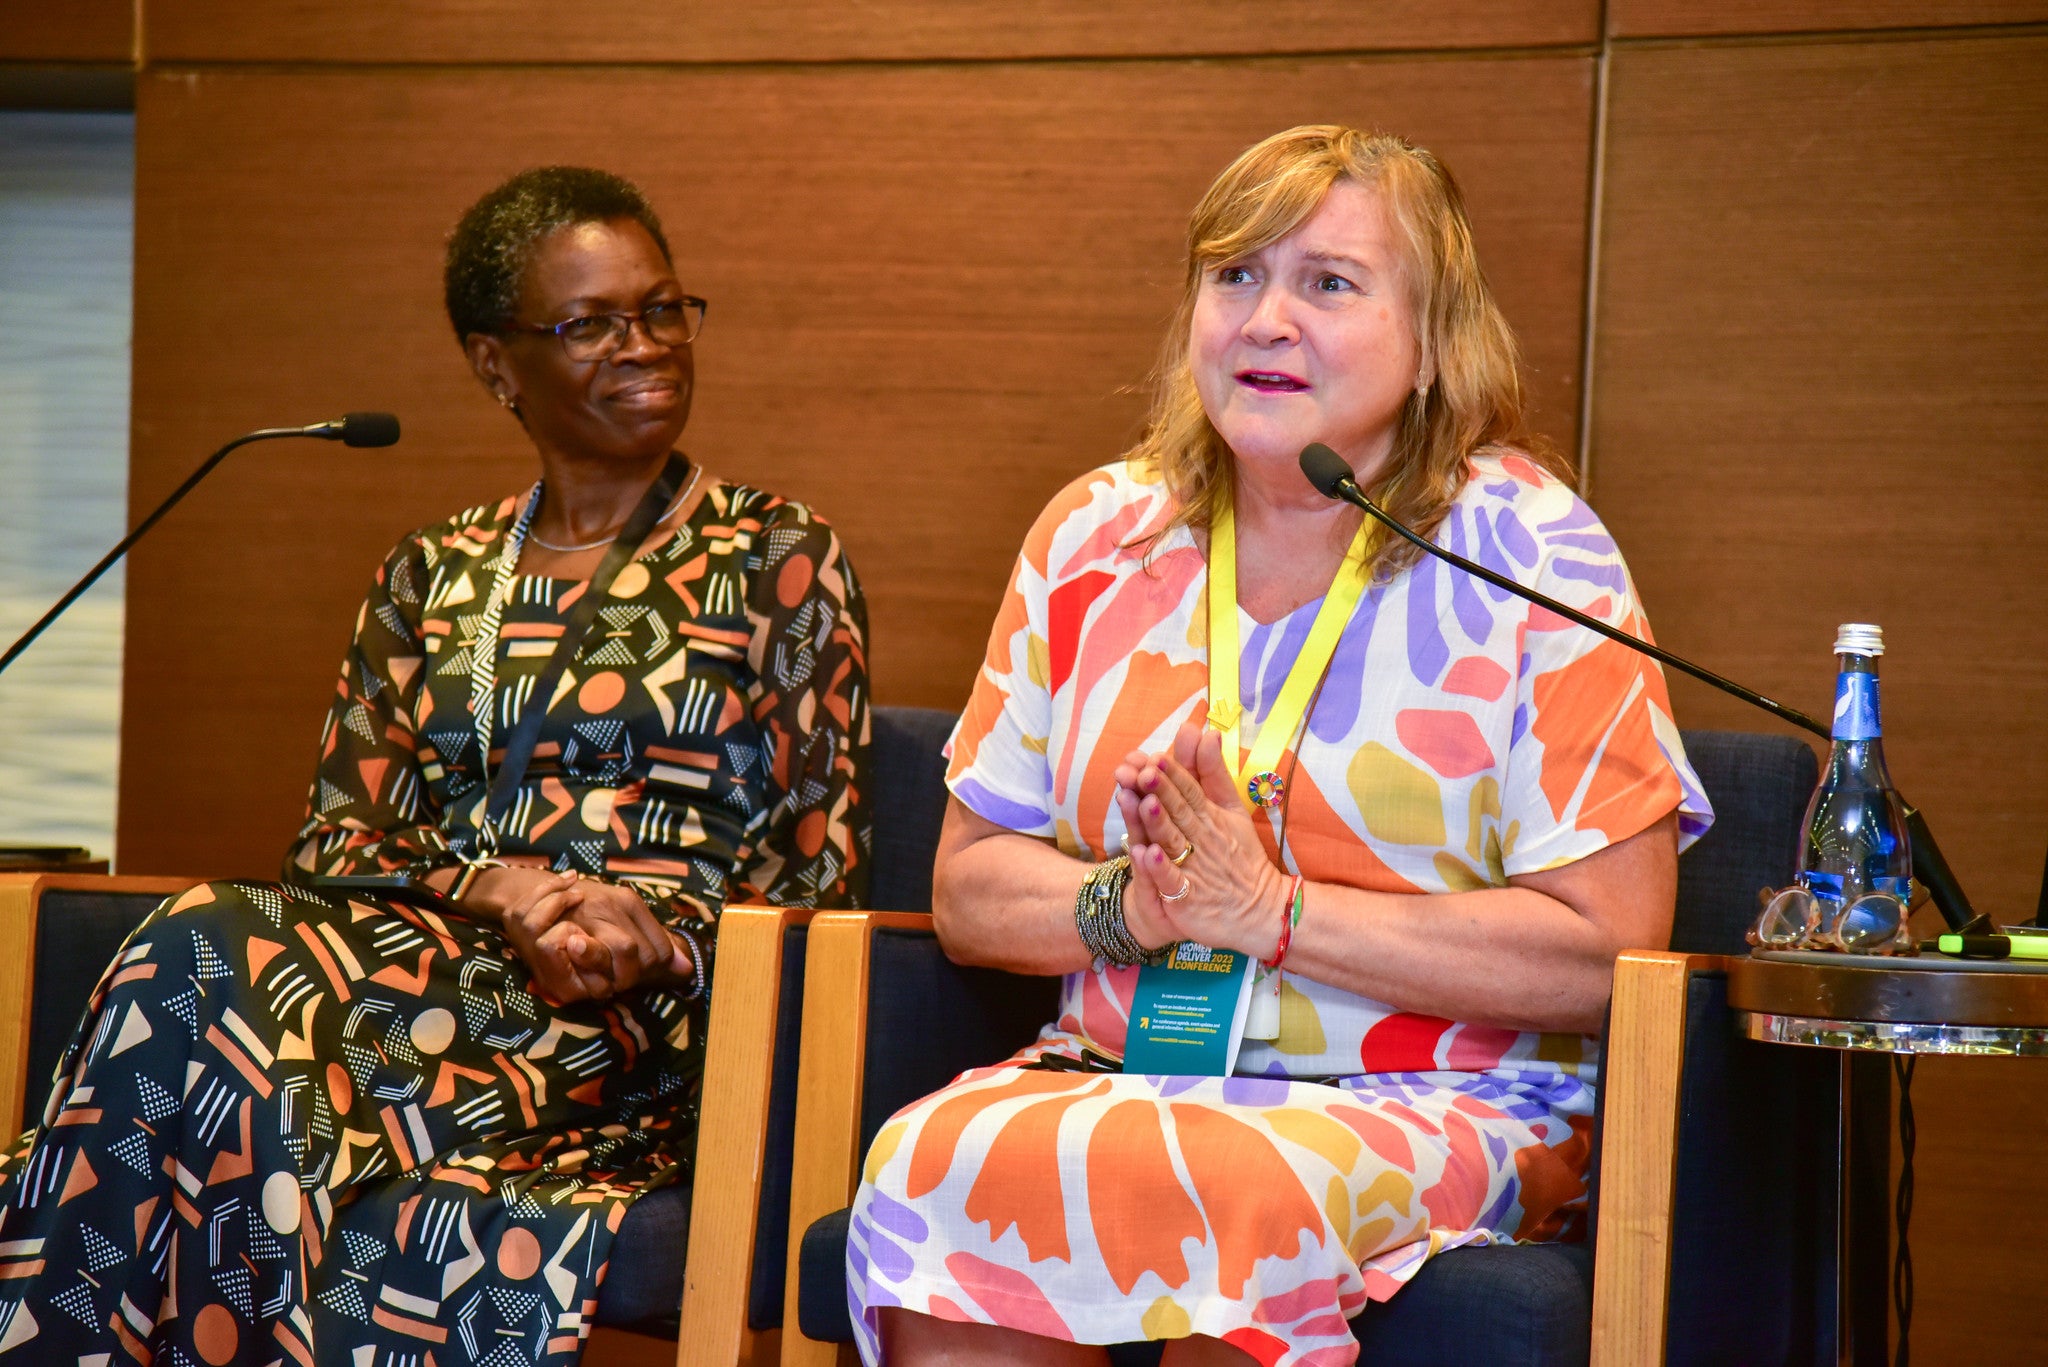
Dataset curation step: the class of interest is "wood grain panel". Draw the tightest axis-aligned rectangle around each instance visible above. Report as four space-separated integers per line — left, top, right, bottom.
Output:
1592 36 2048 1365
1611 1 2048 38
1589 952 1711 1367
0 0 131 64
144 1 1595 65
680 906 801 1367
119 55 1593 877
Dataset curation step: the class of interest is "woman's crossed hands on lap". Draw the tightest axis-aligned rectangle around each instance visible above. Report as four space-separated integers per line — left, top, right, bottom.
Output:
441 863 698 1004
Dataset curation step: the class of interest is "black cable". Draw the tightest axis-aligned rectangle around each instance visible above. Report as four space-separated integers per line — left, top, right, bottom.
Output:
1304 449 1982 931
1893 1055 1915 1367
1330 467 1830 739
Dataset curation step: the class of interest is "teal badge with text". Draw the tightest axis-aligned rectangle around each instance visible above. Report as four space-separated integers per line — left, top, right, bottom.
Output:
1121 942 1257 1077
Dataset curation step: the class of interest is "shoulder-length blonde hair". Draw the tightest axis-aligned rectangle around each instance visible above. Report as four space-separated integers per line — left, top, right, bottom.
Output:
1131 125 1572 578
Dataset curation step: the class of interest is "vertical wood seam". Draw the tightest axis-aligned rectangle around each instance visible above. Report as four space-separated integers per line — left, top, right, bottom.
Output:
1575 3 1613 495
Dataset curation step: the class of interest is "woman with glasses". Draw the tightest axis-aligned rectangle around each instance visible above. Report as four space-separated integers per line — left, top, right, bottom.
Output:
0 167 870 1365
848 127 1710 1366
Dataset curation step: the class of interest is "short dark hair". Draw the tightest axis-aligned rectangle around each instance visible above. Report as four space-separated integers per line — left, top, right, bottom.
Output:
443 166 673 341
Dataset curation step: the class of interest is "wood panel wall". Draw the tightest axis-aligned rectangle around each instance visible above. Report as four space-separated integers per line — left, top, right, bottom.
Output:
0 0 132 64
1591 33 2048 1365
142 1 1596 63
118 52 1594 877
112 4 2046 1361
1609 0 2048 37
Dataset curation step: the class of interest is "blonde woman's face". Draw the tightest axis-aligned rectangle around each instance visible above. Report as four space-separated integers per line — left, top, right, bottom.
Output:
1190 181 1422 486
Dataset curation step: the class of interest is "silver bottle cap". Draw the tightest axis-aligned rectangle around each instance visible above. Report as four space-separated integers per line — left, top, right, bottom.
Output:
1833 623 1884 656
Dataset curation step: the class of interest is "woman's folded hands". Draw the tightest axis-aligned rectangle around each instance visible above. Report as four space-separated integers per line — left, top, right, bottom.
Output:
471 866 696 1004
1113 722 1293 962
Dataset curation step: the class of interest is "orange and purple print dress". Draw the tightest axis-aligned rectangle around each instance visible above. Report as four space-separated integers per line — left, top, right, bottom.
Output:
847 452 1709 1365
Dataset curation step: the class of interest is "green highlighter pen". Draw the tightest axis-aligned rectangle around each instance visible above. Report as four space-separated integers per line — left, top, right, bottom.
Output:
1934 934 2048 960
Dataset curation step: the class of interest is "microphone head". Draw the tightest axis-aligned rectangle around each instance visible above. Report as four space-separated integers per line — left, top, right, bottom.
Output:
339 412 401 448
1298 443 1354 498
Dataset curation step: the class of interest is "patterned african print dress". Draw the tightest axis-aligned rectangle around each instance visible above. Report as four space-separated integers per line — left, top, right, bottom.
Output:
846 451 1710 1366
0 476 870 1365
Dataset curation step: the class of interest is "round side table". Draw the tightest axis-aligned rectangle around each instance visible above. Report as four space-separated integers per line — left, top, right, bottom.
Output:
1729 951 2048 1365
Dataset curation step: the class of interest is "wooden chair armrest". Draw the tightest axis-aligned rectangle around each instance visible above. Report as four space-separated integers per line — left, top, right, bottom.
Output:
677 904 815 1367
781 911 929 1367
1590 950 1730 1367
0 873 200 1136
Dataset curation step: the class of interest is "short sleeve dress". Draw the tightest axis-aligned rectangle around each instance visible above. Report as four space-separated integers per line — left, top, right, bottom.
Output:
845 452 1710 1365
0 477 870 1366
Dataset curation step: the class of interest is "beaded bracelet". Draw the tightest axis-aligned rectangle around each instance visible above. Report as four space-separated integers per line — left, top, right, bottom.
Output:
622 880 712 1002
670 925 710 1002
1074 857 1175 968
1075 857 1132 964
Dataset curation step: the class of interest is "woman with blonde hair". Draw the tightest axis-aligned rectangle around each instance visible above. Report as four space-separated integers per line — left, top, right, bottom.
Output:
847 126 1710 1365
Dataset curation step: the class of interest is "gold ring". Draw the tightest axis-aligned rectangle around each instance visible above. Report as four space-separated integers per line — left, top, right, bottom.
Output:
1162 875 1192 903
1169 842 1194 867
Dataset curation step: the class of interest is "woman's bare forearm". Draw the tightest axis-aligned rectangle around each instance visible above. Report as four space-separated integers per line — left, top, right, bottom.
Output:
931 798 1104 976
1277 814 1679 1035
936 784 1677 1032
1282 885 1620 1035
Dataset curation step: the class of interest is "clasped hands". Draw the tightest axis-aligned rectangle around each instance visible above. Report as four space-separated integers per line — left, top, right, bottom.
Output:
469 865 696 1005
1112 722 1293 963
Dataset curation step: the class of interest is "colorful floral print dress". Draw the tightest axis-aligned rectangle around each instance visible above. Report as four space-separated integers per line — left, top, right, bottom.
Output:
0 477 870 1365
846 452 1709 1365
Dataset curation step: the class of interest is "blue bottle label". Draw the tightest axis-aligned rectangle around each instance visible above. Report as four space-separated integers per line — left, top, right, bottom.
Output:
1832 671 1881 741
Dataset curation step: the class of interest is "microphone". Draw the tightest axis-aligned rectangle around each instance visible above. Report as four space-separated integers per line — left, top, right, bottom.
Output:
301 411 402 447
0 414 403 678
1298 442 1981 931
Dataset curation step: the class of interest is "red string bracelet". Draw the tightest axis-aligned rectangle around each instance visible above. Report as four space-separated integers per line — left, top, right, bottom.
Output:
1267 874 1304 970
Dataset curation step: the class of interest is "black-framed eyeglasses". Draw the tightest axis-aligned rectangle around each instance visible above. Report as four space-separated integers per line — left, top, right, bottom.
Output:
506 295 707 362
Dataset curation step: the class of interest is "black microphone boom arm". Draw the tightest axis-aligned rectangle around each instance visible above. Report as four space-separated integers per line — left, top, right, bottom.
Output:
1295 442 1978 930
0 414 400 679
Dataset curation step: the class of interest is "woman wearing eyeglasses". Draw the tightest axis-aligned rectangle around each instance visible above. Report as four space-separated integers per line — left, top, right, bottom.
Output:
0 167 869 1365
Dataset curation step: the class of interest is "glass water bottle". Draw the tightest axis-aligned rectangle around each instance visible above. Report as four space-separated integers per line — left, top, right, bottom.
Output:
1796 623 1915 951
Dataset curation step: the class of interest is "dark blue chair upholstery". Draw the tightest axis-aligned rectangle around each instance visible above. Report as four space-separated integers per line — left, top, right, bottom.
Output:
25 886 163 1116
601 703 964 1333
795 728 1833 1365
13 703 962 1342
868 706 958 915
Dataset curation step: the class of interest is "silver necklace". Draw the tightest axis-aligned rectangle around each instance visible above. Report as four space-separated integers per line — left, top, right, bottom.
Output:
527 464 700 552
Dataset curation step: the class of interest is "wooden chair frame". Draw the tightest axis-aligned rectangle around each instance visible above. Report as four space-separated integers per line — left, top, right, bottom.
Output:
0 875 808 1367
671 902 814 1367
781 911 930 1367
1588 949 1725 1367
775 920 1719 1367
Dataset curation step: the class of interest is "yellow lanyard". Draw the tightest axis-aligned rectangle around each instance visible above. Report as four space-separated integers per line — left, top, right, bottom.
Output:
1206 494 1376 811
